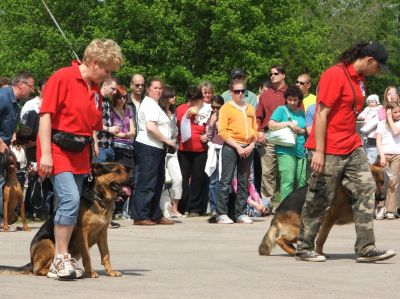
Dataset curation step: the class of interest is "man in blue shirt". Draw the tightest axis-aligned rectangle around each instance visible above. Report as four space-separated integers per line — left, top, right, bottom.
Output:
0 71 35 228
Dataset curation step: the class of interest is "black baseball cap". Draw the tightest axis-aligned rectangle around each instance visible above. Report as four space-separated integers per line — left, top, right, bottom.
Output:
230 68 245 79
364 42 389 73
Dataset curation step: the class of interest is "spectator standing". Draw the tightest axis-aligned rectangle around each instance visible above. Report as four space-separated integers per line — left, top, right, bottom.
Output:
131 78 175 225
176 87 208 217
205 95 224 217
256 65 288 201
38 39 123 278
0 71 35 229
376 102 400 220
128 73 145 129
295 73 316 112
295 41 396 263
159 86 183 218
268 85 307 201
216 79 257 224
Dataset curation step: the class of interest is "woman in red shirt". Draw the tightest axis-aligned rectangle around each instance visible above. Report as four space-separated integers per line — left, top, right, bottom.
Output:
176 87 208 216
296 42 396 263
38 39 123 279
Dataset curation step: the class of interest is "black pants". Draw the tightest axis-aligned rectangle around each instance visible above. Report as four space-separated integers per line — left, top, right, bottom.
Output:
178 150 207 214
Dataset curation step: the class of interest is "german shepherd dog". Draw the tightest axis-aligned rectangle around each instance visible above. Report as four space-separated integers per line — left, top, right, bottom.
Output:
258 163 385 256
0 162 130 278
2 154 29 232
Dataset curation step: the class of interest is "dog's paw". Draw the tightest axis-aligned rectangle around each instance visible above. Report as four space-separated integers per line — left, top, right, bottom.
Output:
3 226 10 232
23 226 30 232
258 244 271 256
86 271 99 278
108 270 122 277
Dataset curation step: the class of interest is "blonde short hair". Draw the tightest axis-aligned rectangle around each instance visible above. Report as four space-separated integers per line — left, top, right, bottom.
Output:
82 39 124 71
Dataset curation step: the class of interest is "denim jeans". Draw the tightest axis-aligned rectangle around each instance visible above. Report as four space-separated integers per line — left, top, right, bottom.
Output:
216 144 253 220
95 146 115 163
130 141 165 221
51 172 86 226
0 162 5 220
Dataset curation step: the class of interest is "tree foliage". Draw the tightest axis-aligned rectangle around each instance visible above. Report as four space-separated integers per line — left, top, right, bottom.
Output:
0 0 399 97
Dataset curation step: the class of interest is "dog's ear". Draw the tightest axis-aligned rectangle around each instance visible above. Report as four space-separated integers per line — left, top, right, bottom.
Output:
92 163 107 176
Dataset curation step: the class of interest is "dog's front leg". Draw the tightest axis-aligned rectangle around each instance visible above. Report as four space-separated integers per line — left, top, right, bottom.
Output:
78 230 98 278
97 228 121 277
19 199 30 231
2 190 10 232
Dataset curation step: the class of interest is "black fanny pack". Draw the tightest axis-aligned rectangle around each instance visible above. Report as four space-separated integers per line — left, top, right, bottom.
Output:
52 130 92 152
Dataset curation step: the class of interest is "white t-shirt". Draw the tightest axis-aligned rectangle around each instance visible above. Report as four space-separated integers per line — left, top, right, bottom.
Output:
376 120 400 154
135 96 171 149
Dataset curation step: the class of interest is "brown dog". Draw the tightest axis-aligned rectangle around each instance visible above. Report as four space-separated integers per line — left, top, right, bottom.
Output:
26 162 130 278
2 154 29 232
258 163 385 256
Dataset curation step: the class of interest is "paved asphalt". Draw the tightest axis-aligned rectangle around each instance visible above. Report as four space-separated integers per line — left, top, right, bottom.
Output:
0 216 399 299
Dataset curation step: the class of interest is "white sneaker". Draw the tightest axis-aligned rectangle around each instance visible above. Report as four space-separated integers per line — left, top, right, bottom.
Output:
47 254 76 279
386 212 395 220
216 214 234 224
375 206 385 220
237 214 253 224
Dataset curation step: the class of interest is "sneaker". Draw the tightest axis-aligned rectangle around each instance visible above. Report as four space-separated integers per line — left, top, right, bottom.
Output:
47 254 76 279
110 221 120 229
356 248 396 263
375 206 385 220
237 214 253 224
295 250 326 262
386 212 395 220
216 214 234 224
69 257 85 278
188 212 200 217
210 210 218 217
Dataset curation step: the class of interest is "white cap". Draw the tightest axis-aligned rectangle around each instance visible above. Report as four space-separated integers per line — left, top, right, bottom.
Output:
366 94 379 104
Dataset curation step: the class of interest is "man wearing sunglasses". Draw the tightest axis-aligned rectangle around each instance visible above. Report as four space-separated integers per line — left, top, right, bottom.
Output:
256 65 288 202
296 73 316 112
128 73 145 137
0 71 35 229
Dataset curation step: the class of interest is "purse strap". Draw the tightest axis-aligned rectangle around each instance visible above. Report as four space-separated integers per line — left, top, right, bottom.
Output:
282 106 292 121
337 64 358 115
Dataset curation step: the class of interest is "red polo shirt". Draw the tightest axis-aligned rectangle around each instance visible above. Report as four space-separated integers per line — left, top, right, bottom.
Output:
37 61 103 175
256 85 287 131
176 103 207 152
305 63 365 155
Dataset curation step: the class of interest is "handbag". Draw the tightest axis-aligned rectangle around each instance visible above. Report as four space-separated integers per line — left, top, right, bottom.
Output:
266 107 297 147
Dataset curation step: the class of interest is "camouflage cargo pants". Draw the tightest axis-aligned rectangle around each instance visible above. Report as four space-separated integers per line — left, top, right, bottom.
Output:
297 147 376 255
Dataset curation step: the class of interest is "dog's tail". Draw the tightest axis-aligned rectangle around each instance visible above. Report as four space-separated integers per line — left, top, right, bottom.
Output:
0 263 32 275
258 217 279 255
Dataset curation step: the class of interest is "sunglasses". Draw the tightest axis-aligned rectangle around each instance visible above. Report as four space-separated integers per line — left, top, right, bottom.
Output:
211 105 221 110
296 80 306 86
270 72 280 77
232 89 245 95
117 95 128 100
134 84 145 88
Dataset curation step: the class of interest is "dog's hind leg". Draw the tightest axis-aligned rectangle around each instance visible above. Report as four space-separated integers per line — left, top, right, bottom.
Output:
315 214 335 256
97 228 121 277
258 220 278 256
275 237 296 256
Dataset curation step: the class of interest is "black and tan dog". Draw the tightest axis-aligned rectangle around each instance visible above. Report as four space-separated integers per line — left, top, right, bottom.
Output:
2 154 29 232
258 163 385 256
0 162 130 278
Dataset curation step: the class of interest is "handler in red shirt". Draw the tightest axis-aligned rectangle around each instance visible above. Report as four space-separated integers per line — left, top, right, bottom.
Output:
295 42 396 263
38 39 123 279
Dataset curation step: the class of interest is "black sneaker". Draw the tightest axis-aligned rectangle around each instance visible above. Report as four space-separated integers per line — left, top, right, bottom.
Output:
110 221 120 229
356 248 396 263
295 250 326 262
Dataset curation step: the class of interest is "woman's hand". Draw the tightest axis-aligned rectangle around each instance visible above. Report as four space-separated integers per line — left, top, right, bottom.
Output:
40 153 53 178
109 126 121 135
200 133 208 143
387 109 392 120
164 138 176 149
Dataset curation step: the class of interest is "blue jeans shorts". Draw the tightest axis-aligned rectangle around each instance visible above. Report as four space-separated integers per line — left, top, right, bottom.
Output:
51 172 86 226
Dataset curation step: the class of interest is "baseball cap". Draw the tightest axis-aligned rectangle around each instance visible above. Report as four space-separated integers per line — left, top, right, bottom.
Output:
230 68 245 79
363 42 389 73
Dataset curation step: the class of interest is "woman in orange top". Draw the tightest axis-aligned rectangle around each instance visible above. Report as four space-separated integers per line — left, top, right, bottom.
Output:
215 79 257 224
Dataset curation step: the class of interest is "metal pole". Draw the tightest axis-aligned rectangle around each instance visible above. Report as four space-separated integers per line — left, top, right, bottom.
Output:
40 0 81 62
